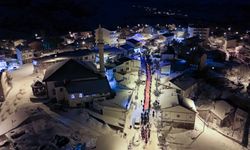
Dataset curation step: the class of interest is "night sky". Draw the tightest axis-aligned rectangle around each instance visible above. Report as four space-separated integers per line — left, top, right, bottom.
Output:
0 0 249 38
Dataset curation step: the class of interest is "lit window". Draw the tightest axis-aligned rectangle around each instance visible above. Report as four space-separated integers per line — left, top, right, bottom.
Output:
79 93 83 98
71 94 75 99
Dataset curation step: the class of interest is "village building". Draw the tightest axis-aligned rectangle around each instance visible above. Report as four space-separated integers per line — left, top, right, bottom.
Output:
168 73 201 98
160 46 176 61
93 46 128 64
198 100 235 127
119 44 135 56
160 89 197 129
16 45 34 65
198 100 248 131
32 49 95 73
126 38 141 48
223 36 238 50
160 62 171 75
42 59 112 107
94 27 119 46
161 33 175 44
233 108 248 131
188 24 210 42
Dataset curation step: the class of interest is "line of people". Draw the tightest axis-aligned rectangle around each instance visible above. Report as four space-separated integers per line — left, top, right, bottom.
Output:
141 111 151 144
143 63 152 110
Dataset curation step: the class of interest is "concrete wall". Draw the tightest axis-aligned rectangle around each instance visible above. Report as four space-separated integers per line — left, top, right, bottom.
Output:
46 82 56 99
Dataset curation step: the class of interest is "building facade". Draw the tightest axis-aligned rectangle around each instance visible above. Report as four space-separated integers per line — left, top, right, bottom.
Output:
188 25 210 42
161 105 196 129
43 59 112 107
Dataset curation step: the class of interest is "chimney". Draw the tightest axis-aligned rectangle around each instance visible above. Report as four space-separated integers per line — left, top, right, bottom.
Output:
97 25 105 76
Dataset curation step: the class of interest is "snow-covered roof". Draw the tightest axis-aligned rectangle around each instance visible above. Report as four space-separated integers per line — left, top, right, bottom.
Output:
43 59 100 82
170 73 198 90
159 89 179 109
159 89 197 112
198 100 234 120
96 134 128 150
182 97 197 112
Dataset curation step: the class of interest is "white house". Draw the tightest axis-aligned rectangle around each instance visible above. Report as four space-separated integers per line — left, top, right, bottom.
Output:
160 89 197 129
198 100 234 127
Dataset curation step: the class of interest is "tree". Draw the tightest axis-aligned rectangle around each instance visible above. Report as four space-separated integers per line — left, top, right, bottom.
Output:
225 65 250 93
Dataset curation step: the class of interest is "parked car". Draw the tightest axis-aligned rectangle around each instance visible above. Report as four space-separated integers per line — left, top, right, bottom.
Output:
134 118 140 129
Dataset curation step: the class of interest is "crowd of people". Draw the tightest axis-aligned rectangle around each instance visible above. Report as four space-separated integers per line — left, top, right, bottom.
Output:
141 61 152 144
141 111 151 144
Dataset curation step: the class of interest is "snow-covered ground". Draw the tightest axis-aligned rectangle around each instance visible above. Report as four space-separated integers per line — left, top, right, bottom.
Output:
0 62 248 150
163 116 247 150
0 64 40 122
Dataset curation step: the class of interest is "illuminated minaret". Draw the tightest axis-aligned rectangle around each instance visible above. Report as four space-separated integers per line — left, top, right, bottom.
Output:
97 25 105 76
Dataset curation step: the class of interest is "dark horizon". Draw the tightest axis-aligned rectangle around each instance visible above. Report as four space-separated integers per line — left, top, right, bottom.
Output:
0 0 250 38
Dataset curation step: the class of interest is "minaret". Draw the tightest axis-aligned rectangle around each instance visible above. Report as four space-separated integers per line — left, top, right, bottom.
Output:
97 25 105 76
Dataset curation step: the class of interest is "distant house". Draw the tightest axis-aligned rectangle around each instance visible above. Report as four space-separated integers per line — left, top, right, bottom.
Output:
93 46 127 64
94 27 119 46
161 46 176 61
233 108 248 131
168 73 200 98
43 59 112 107
160 89 197 129
126 39 141 48
112 57 140 82
198 101 235 127
162 33 174 44
223 36 237 50
33 49 95 73
160 62 171 75
120 44 134 56
188 24 210 42
16 45 34 65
